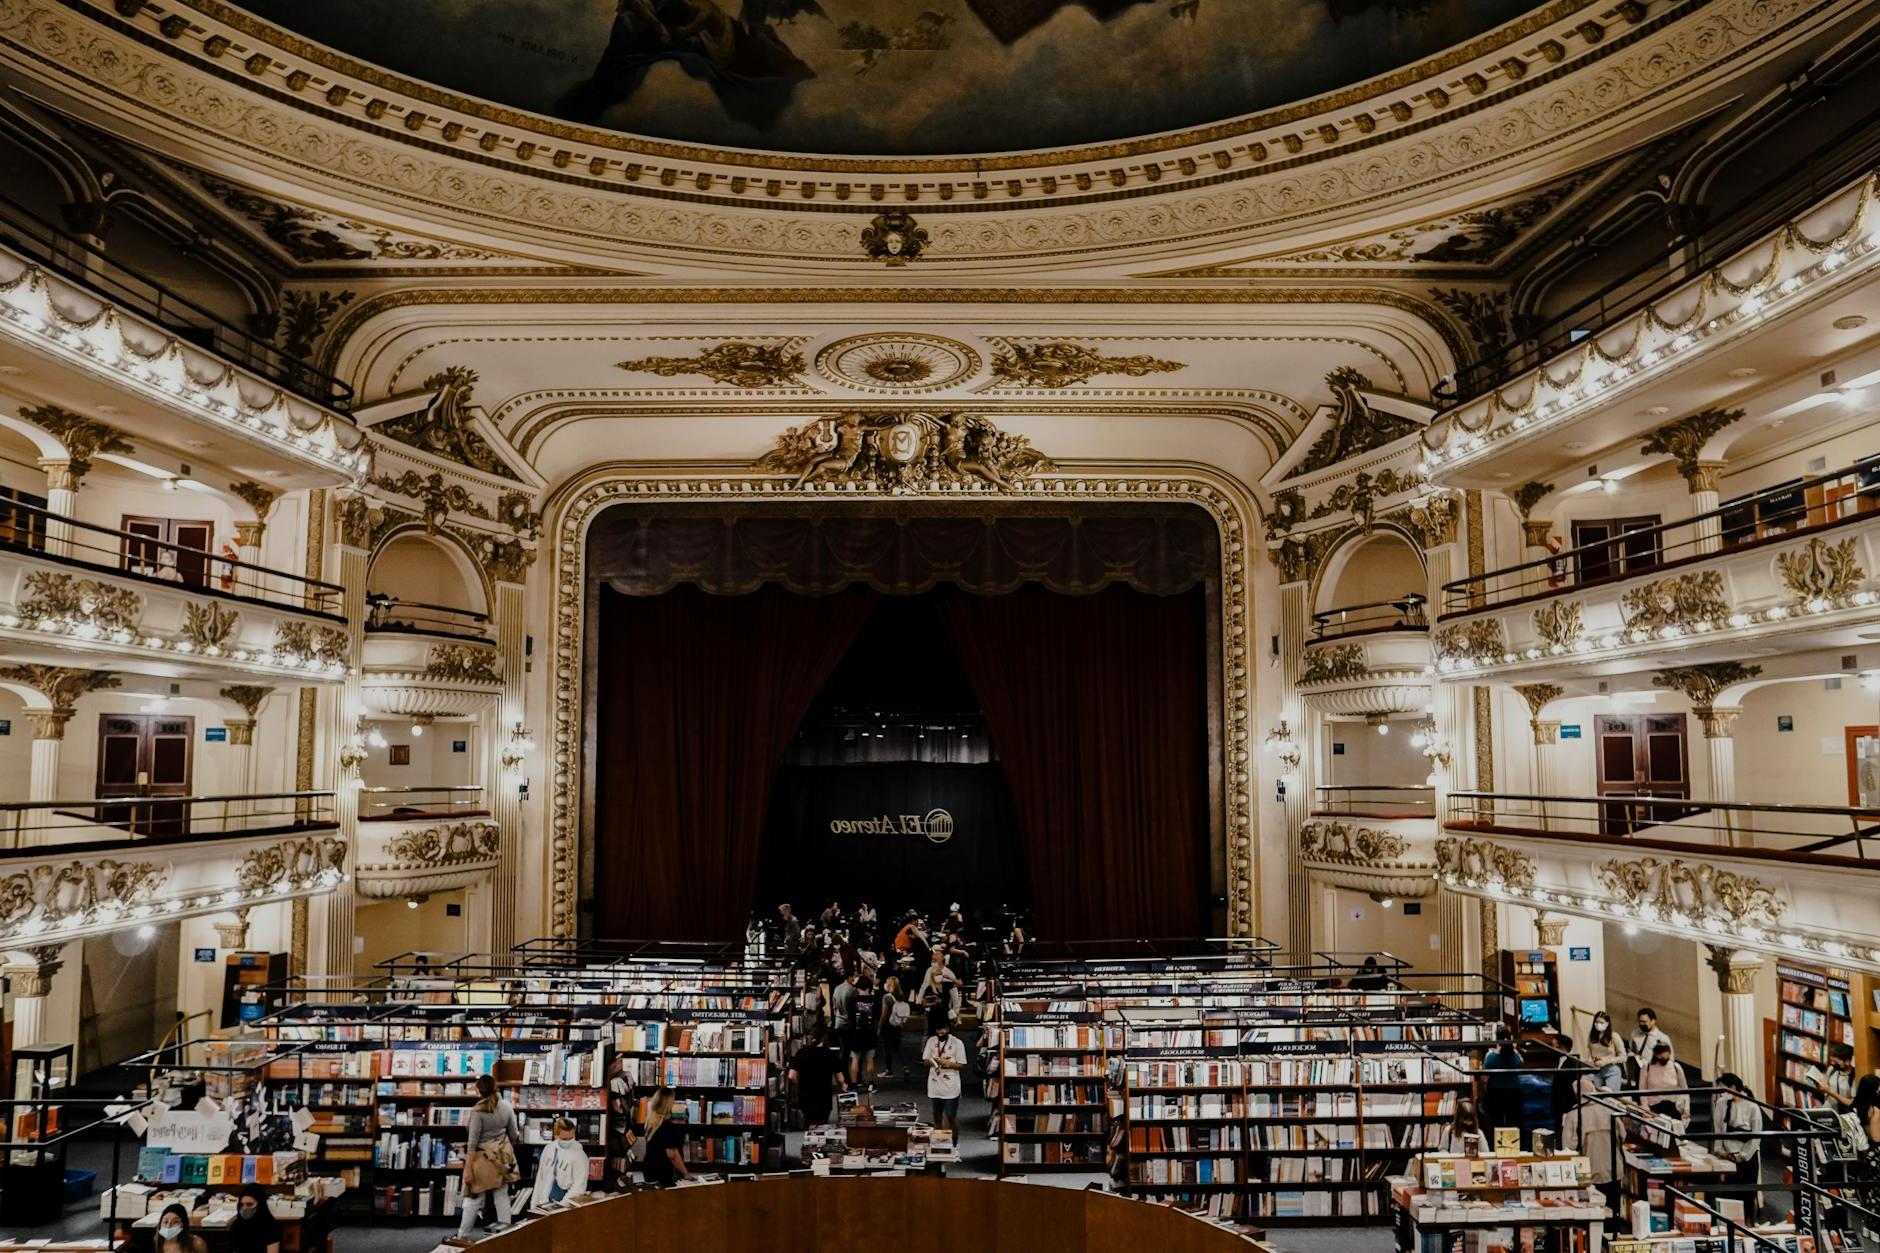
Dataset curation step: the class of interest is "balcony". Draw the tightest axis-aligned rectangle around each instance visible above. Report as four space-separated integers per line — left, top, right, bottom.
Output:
1431 460 1880 678
1298 598 1431 717
354 786 498 899
0 501 348 681
1422 164 1880 485
1437 791 1880 972
0 791 344 949
0 198 365 484
1300 787 1439 901
361 606 502 714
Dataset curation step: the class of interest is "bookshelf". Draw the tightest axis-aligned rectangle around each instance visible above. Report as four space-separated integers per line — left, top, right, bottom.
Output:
1499 950 1561 1042
1389 1152 1606 1253
996 1011 1111 1172
1103 1009 1489 1224
1773 963 1856 1117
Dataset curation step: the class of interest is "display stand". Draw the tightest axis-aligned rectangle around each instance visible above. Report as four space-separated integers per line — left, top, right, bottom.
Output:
1388 1151 1606 1253
0 1042 72 1225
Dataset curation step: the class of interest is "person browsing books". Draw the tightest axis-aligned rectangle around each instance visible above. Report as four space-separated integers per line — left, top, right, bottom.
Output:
787 1025 848 1127
530 1117 590 1208
922 1020 968 1131
639 1087 693 1185
153 1203 208 1253
1639 1043 1688 1120
458 1074 522 1237
229 1186 282 1253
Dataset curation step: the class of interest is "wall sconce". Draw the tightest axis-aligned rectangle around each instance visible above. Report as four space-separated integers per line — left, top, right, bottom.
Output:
337 717 369 773
1263 719 1302 782
501 722 536 774
1411 716 1452 785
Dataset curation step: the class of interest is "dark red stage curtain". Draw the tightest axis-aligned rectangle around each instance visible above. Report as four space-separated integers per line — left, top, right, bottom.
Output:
933 585 1208 942
594 584 876 941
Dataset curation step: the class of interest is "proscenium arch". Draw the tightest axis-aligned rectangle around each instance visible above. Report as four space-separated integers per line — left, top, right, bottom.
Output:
541 464 1263 945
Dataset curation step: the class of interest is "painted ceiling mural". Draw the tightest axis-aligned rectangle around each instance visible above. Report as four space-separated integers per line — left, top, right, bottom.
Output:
231 0 1544 156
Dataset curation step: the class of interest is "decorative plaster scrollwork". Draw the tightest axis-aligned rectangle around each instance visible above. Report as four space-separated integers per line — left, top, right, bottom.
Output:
1434 836 1535 890
237 836 347 895
180 601 240 652
1531 600 1583 651
1434 619 1506 664
1300 643 1368 684
0 859 169 937
424 644 501 684
1775 537 1863 603
754 412 1051 490
1596 856 1786 929
615 342 807 388
988 342 1184 388
376 822 501 869
272 622 349 667
1619 571 1729 634
1300 821 1409 865
18 572 143 633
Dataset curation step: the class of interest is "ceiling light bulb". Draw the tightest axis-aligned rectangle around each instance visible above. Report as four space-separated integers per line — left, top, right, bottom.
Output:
1376 723 1389 735
1601 477 1620 494
410 722 424 737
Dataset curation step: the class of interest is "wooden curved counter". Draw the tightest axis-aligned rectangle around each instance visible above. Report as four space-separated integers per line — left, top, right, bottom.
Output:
483 1178 1269 1253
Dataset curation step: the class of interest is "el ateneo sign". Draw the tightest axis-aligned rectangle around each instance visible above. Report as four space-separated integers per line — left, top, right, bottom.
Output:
828 808 955 844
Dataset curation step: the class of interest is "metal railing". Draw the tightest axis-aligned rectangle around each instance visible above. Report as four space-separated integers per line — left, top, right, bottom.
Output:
0 789 337 847
1441 456 1880 614
1444 790 1880 866
0 495 343 617
1313 784 1436 818
1444 104 1880 402
358 784 487 821
365 593 491 639
1310 594 1428 638
0 189 354 409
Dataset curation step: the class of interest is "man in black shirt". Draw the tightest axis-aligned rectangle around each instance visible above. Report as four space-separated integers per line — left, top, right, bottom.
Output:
787 1026 848 1127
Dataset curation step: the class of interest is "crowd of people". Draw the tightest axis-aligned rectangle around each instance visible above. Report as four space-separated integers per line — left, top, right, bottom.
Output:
773 900 1020 1131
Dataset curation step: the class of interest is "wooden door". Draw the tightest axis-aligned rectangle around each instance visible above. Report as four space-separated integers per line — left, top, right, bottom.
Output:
1595 713 1690 834
1571 516 1661 584
95 713 194 837
119 517 214 588
1847 725 1880 806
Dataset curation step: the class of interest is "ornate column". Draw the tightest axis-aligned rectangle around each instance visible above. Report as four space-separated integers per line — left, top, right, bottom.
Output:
490 578 529 955
4 945 64 1061
37 461 77 557
1423 526 1477 974
1653 662 1756 845
313 541 368 982
1277 579 1314 961
1642 410 1741 556
219 686 272 830
1510 483 1555 586
0 667 121 844
214 910 253 951
228 482 278 601
1515 684 1564 829
1706 945 1765 1089
1533 912 1568 947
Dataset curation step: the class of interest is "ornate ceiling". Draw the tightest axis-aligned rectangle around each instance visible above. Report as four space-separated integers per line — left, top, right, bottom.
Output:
226 0 1541 156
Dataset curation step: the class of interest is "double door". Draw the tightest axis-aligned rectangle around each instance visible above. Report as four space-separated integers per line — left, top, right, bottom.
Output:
95 714 194 837
1595 713 1691 834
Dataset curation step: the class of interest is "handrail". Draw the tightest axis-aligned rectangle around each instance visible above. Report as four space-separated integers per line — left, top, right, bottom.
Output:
0 495 344 616
358 784 487 821
1444 790 1880 864
1310 593 1428 638
1445 105 1880 402
1313 784 1436 817
1441 455 1880 614
0 789 338 851
0 788 337 811
0 188 355 410
365 592 490 638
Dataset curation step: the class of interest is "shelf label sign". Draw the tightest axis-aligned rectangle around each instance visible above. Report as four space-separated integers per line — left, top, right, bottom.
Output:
146 1108 234 1150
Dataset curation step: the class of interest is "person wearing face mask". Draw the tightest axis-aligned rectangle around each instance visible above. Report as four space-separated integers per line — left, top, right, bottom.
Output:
1640 1043 1689 1120
1626 1007 1674 1084
530 1117 590 1208
1585 1012 1624 1090
922 1019 968 1131
153 1203 207 1253
1711 1074 1765 1215
457 1073 523 1237
228 1186 281 1253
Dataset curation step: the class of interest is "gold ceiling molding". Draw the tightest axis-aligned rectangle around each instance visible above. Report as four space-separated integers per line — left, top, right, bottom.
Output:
372 367 523 481
614 342 809 389
166 0 1590 173
18 404 133 484
545 465 1258 941
754 412 1051 490
987 342 1185 388
10 0 1787 274
315 287 1472 377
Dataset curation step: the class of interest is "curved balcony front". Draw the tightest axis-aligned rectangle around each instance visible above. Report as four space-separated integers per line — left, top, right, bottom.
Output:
1297 604 1432 719
360 626 501 717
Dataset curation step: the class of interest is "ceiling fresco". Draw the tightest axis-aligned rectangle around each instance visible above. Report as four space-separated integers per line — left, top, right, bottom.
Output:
229 0 1545 156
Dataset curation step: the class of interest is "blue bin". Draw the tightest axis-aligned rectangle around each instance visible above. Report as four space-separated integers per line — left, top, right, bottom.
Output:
63 1168 95 1205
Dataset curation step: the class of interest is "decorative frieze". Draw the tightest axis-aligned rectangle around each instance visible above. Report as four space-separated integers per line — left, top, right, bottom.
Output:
754 412 1051 490
988 342 1183 388
237 836 348 895
1531 601 1582 651
372 367 521 480
1385 490 1459 550
336 494 423 551
1597 855 1786 930
371 469 493 529
1300 821 1408 866
380 822 500 869
180 601 241 653
0 859 169 934
1435 837 1536 891
273 622 350 668
1434 618 1505 664
614 342 807 388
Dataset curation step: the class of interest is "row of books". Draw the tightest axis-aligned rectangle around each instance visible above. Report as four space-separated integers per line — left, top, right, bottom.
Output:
615 1023 770 1054
613 1056 770 1089
1127 1157 1242 1185
1002 1057 1104 1077
376 1179 461 1218
134 1150 306 1187
1003 1082 1102 1106
373 1132 458 1171
1419 1155 1593 1190
631 1095 768 1126
676 1133 765 1166
1004 1025 1104 1049
1004 1113 1097 1135
1001 1140 1104 1165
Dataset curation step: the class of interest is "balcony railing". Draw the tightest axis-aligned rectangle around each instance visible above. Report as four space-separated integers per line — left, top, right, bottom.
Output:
0 497 342 617
0 790 337 847
1441 457 1880 614
358 785 487 822
1444 791 1880 869
0 189 353 409
365 594 491 641
1444 104 1880 402
1311 594 1428 639
1314 785 1435 818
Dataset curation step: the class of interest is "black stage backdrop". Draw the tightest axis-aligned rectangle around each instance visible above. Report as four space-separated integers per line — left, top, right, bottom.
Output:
757 763 1026 918
590 511 1213 944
